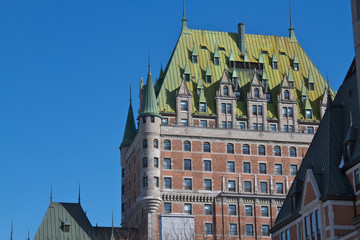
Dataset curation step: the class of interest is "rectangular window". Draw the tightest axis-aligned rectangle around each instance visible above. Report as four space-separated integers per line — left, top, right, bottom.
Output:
199 103 206 112
259 123 263 130
181 119 188 126
310 213 315 239
204 179 212 190
143 177 148 187
184 178 192 190
305 216 310 240
214 57 220 65
275 164 283 175
289 125 294 132
305 110 313 119
253 123 258 130
204 204 212 215
164 177 172 189
309 83 314 91
221 103 226 113
252 105 257 115
181 101 188 111
355 169 360 191
230 224 238 235
164 203 171 213
288 107 293 117
200 120 207 127
154 177 159 187
150 116 155 123
184 159 192 170
270 124 277 131
192 55 198 64
229 205 236 215
122 168 126 177
227 121 232 128
259 163 267 174
227 161 235 172
261 206 269 216
290 165 298 175
164 158 171 169
316 210 321 238
122 185 125 195
245 224 254 236
184 203 192 214
283 107 287 117
154 157 159 168
228 180 236 192
245 205 253 216
222 121 226 128
204 160 211 171
283 125 288 132
307 126 314 134
276 182 284 194
239 122 246 129
205 223 213 235
243 162 251 173
258 105 263 115
262 225 270 236
162 118 168 125
244 181 252 192
206 75 212 84
227 104 232 114
143 158 148 168
260 182 268 193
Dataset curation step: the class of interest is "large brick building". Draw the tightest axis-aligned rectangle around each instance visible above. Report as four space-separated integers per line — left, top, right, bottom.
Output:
120 3 331 239
271 0 360 239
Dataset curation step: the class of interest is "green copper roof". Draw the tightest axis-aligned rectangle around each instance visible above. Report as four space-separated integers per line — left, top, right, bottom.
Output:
229 49 235 61
288 68 294 82
272 52 278 62
192 45 198 56
308 71 315 83
232 68 239 78
121 101 137 148
140 65 161 118
214 45 220 58
262 70 268 80
293 52 299 64
304 96 312 110
258 53 264 63
205 63 212 76
301 84 307 96
184 62 190 74
139 78 144 95
196 74 202 89
199 84 206 103
244 52 249 62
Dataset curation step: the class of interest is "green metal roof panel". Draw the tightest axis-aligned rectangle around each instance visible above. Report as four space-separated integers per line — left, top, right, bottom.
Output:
140 67 161 118
192 45 198 56
184 62 190 74
120 102 137 148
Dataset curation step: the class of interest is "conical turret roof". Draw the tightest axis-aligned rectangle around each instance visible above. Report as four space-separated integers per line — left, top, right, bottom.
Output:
140 64 161 118
120 98 137 149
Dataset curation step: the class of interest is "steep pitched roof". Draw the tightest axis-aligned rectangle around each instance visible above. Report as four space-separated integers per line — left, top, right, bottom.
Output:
120 100 137 149
140 65 161 118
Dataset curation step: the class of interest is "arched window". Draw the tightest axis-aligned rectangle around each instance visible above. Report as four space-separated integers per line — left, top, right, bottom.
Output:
227 143 234 154
243 144 250 154
254 88 259 98
258 145 265 156
164 140 171 150
184 141 191 151
203 142 211 152
224 86 229 96
274 146 281 156
289 147 297 157
284 90 289 100
143 139 148 149
153 139 158 149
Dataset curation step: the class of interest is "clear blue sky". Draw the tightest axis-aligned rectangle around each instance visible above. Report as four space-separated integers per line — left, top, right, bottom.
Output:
0 0 353 238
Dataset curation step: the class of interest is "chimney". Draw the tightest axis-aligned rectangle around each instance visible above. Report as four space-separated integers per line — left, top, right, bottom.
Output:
238 23 246 53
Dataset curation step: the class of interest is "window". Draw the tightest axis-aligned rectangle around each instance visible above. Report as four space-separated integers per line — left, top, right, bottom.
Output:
259 163 267 174
253 123 258 130
288 107 293 117
289 125 294 132
283 107 288 117
355 169 360 191
184 141 191 151
184 178 192 190
290 147 297 157
181 119 188 126
203 142 211 152
302 95 306 103
230 224 238 235
229 205 236 215
154 177 159 187
309 83 314 91
122 168 126 177
143 158 148 168
270 124 277 131
244 181 252 192
149 116 154 123
236 91 241 101
307 126 314 134
143 117 147 123
239 122 246 129
316 210 321 239
184 74 190 82
227 103 232 113
214 57 220 65
228 180 236 192
181 101 188 111
254 88 259 98
283 125 288 132
205 223 213 235
261 206 269 216
245 205 253 216
258 105 263 115
273 61 278 69
262 225 270 236
266 93 271 102
258 145 265 156
245 224 254 236
252 105 257 115
227 143 234 153
226 162 235 172
192 55 198 63
164 140 171 150
305 110 313 119
289 81 294 88
154 139 158 148
204 179 212 190
243 162 251 173
122 203 125 213
294 63 299 71
164 158 171 169
274 146 281 156
275 164 283 175
184 203 192 214
243 144 250 154
184 159 192 170
227 121 232 128
259 123 263 130
305 216 310 240
162 118 168 125
143 177 148 187
224 86 229 96
143 139 148 148
260 182 268 193
277 207 282 214
290 165 298 175
276 182 284 194
221 103 226 113
200 120 207 127
164 177 172 189
122 185 126 195
199 103 207 112
204 160 211 171
222 121 226 128
164 203 171 213
154 157 159 168
310 212 315 239
284 90 289 100
206 75 212 84
204 204 212 215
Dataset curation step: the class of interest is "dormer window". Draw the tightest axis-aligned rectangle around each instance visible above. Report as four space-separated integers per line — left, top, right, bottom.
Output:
309 83 314 91
206 75 212 84
266 93 271 102
346 143 352 160
199 103 207 112
302 96 306 103
272 62 278 69
214 57 220 65
192 55 198 64
294 63 299 71
229 61 234 69
181 101 188 111
236 91 241 101
62 222 70 232
184 74 190 82
289 82 294 88
254 88 259 98
305 110 313 119
284 90 289 100
224 86 229 96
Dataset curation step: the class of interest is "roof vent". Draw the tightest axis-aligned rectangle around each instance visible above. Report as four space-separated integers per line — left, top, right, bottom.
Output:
238 23 246 53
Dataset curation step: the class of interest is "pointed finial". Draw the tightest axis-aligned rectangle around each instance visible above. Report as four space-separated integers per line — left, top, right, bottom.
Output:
288 0 297 43
110 210 115 240
50 184 53 203
289 0 293 29
148 51 152 76
130 82 132 103
183 0 186 20
28 230 30 240
10 220 13 240
181 0 189 33
78 183 81 204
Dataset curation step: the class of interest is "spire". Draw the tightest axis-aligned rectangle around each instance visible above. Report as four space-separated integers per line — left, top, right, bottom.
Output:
130 82 132 103
289 0 297 43
110 210 115 240
326 73 332 108
181 0 189 33
121 84 137 148
28 230 30 240
50 184 53 203
10 221 13 240
78 183 81 204
140 55 161 118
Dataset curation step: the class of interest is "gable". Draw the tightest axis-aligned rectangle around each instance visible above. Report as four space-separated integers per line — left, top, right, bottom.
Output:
302 169 321 208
